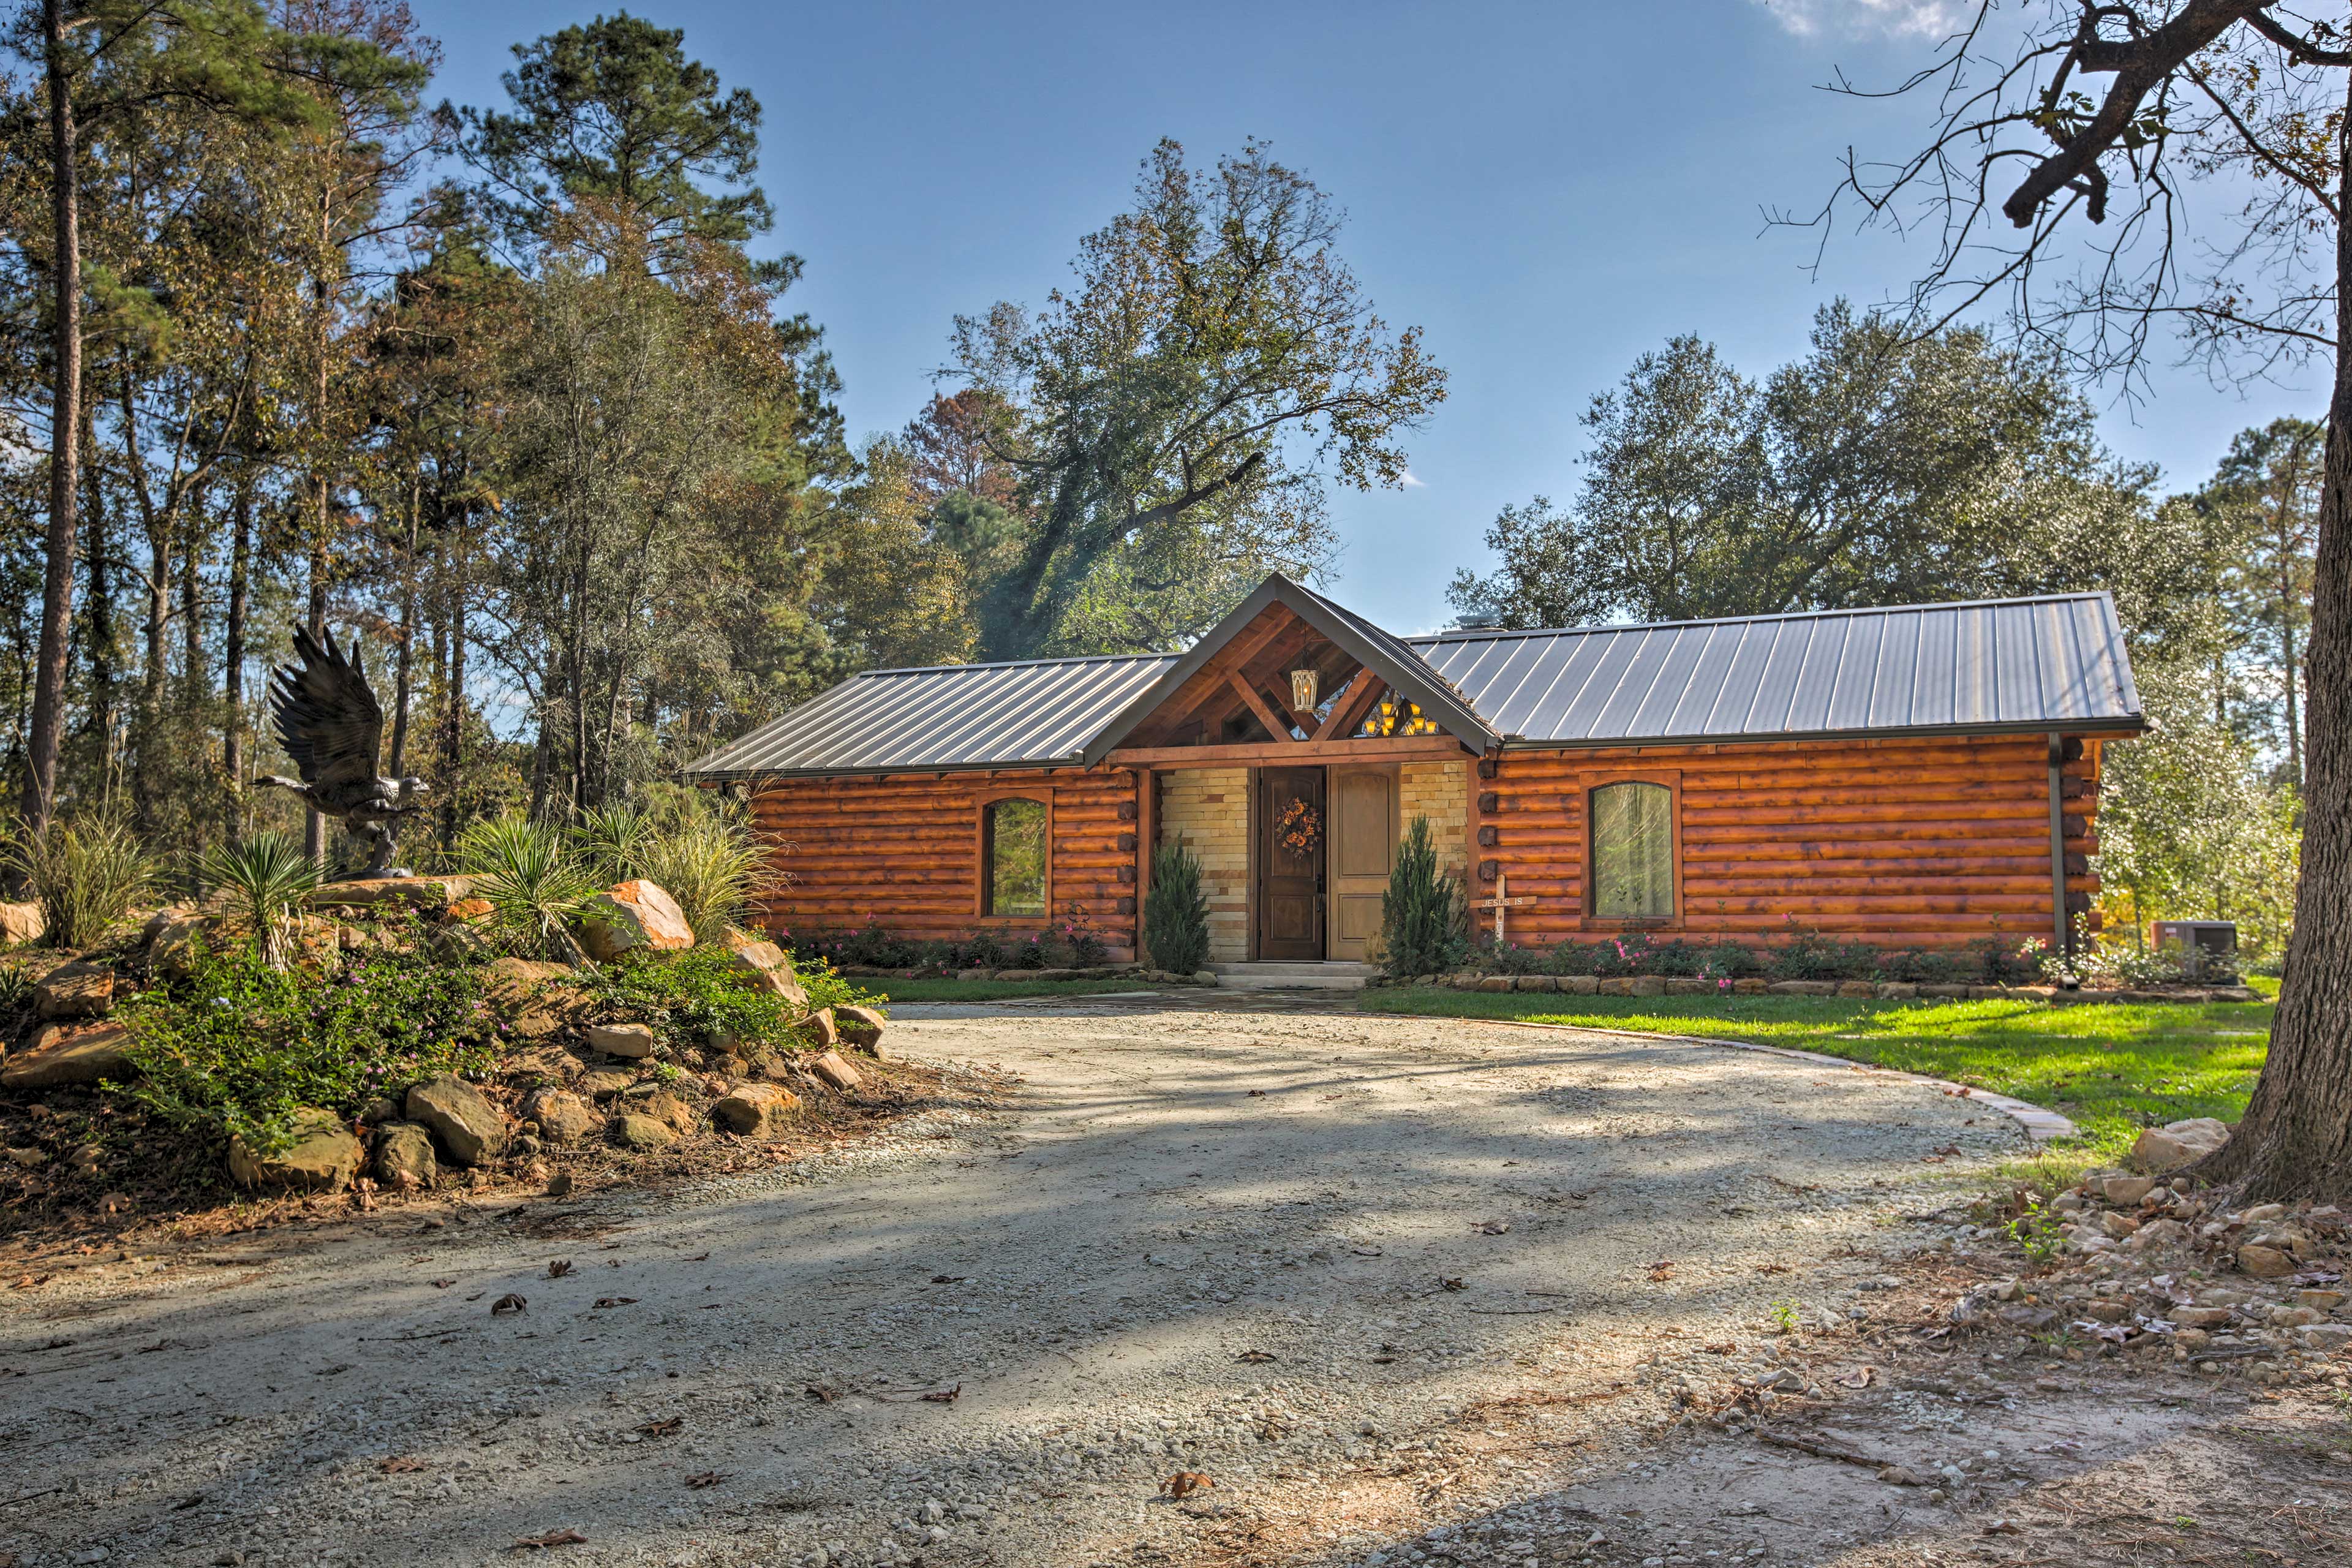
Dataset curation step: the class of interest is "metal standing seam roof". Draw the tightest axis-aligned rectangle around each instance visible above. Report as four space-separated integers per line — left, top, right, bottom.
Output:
683 651 1175 778
1409 592 2141 746
682 584 2142 778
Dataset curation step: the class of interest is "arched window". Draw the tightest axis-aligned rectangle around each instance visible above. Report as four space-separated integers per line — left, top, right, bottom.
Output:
982 797 1048 917
1590 782 1674 922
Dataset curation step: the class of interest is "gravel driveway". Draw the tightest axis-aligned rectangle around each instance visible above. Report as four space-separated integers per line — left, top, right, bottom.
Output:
6 998 2026 1568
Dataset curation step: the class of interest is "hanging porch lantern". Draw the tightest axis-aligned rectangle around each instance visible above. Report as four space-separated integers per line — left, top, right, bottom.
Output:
1289 668 1319 713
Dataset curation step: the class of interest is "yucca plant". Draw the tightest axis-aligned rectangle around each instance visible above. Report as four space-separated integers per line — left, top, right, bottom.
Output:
456 815 598 963
573 799 656 886
6 813 157 951
635 812 771 944
198 832 322 970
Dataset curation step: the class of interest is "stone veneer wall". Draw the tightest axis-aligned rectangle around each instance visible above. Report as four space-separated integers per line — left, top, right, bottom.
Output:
1155 767 1251 964
1400 760 1471 885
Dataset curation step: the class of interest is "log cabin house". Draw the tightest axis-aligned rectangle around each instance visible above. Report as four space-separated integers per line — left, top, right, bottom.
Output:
684 575 2142 973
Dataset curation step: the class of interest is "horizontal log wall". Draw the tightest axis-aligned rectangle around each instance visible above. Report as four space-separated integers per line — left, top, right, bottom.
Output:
746 768 1140 957
1480 734 2103 951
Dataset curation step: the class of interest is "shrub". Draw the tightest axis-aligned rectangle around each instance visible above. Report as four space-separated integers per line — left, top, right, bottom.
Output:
1881 946 1970 984
1770 918 1879 980
119 934 499 1155
1144 839 1213 974
636 813 769 943
7 813 156 950
579 946 881 1061
457 816 598 962
198 831 322 969
1378 818 1465 977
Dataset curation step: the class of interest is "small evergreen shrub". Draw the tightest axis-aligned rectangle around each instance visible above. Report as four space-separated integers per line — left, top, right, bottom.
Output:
1881 946 1970 984
1377 818 1465 977
1144 839 1213 974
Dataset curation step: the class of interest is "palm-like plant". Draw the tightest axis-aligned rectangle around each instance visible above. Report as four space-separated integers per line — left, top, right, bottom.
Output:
199 832 322 970
457 816 598 963
573 800 655 886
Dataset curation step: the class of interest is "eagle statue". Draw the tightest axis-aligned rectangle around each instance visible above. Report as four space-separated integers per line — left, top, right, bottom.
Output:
258 625 428 878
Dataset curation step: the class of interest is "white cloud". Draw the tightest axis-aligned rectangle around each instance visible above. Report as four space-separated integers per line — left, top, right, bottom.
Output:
1750 0 1972 39
1398 469 1428 489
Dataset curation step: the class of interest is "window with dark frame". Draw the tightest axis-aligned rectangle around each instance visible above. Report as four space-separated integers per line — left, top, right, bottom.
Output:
1590 781 1674 922
981 797 1048 917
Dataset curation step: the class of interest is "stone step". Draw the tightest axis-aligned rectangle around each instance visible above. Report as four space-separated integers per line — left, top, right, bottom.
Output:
1211 961 1376 991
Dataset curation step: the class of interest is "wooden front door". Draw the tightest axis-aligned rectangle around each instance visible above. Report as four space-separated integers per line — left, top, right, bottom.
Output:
1256 766 1325 960
1327 766 1398 961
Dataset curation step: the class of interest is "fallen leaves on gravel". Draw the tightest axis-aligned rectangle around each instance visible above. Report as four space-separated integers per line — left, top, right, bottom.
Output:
429 1279 453 1289
379 1457 427 1473
684 1471 725 1489
511 1528 587 1549
1160 1472 1214 1499
804 1385 838 1403
1647 1261 1676 1282
491 1293 528 1315
1474 1220 1510 1235
1439 1276 1468 1292
929 1274 965 1284
546 1259 574 1278
1235 1350 1276 1363
591 1296 636 1309
634 1417 682 1437
1836 1366 1877 1389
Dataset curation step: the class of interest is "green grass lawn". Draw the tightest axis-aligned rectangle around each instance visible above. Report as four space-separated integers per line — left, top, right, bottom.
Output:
1357 978 2277 1163
862 976 1166 1003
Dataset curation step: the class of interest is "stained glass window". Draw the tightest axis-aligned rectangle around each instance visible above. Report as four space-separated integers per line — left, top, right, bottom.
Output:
983 798 1047 916
1591 782 1673 921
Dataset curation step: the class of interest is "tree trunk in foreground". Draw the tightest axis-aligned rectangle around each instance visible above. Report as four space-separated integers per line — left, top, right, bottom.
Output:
2197 69 2352 1201
21 0 79 831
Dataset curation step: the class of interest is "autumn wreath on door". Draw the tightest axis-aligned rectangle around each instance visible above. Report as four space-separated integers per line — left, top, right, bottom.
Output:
1273 796 1323 856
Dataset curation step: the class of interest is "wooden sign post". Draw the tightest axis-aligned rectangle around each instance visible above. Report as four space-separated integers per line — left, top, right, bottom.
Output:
1474 871 1535 945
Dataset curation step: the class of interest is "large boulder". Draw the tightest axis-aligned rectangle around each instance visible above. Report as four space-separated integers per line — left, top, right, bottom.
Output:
228 1109 363 1192
522 1088 599 1147
404 1075 508 1167
579 880 694 960
372 1122 439 1189
808 1050 863 1093
36 962 115 1020
834 1005 887 1055
801 1008 839 1051
1 1022 135 1089
724 936 809 1008
307 876 473 913
586 1022 658 1060
712 1082 799 1138
0 900 45 946
2131 1117 2231 1174
641 1089 700 1137
146 910 208 978
609 1111 676 1153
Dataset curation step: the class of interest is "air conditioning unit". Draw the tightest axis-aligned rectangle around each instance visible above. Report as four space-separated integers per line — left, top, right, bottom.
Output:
2151 919 2236 979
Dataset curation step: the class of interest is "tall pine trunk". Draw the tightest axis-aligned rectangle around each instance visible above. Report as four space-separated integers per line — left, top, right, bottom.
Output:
22 0 78 831
2199 67 2352 1199
224 469 251 838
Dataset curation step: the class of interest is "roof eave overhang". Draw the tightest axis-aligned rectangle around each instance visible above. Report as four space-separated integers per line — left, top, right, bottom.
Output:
1493 715 2147 753
1077 574 1499 766
682 753 1089 783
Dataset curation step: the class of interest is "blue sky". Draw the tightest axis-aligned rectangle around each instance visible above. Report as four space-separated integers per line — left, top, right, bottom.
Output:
410 0 2320 635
